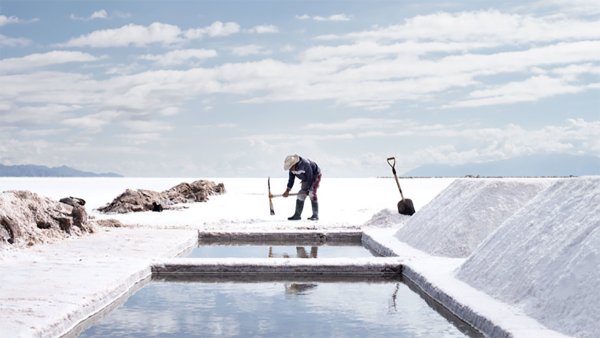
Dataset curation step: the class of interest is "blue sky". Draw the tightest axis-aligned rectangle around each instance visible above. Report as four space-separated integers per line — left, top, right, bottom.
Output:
1 0 599 177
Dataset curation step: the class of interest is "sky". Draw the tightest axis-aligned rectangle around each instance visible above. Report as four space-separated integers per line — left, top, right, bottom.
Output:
1 0 599 177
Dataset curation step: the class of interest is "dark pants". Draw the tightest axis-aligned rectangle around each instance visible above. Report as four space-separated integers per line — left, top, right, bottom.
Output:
298 174 321 202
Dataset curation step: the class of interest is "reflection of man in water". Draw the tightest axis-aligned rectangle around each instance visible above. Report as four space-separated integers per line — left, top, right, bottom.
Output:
285 282 317 295
287 247 318 294
266 246 320 295
295 246 318 258
267 246 319 258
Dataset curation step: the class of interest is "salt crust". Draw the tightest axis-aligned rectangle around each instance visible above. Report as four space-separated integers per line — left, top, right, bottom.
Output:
1 177 597 337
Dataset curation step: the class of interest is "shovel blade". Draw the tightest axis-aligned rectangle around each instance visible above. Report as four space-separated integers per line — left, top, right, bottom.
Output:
397 199 415 216
269 197 275 216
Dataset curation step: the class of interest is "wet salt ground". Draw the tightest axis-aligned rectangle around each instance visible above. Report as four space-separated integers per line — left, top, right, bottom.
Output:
79 279 480 338
188 244 376 258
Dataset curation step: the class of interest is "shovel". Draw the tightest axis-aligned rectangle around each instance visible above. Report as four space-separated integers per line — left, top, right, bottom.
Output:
268 177 298 215
386 157 415 216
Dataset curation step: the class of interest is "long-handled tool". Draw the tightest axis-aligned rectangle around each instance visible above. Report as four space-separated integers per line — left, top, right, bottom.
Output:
270 193 299 198
387 157 415 216
268 177 275 215
268 177 298 215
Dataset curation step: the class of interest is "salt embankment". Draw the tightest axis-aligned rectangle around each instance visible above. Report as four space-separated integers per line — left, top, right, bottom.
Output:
394 178 554 258
456 177 600 338
0 227 196 338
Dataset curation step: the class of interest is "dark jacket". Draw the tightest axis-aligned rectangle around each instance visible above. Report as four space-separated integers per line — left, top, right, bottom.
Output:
287 157 321 193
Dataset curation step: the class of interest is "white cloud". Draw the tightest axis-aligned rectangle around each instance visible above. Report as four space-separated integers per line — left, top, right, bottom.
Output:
0 14 21 26
317 10 600 43
315 14 352 22
0 71 100 108
0 51 100 74
62 110 121 132
301 40 495 62
90 9 108 20
246 25 279 34
119 132 163 145
70 9 108 21
0 33 30 47
279 40 600 109
447 76 583 108
4 10 600 129
230 44 271 56
414 118 600 165
58 20 240 49
245 118 600 169
296 14 351 22
304 118 411 131
140 49 217 66
4 40 600 117
122 120 173 133
0 103 80 124
159 107 180 116
549 63 600 77
195 123 237 129
280 44 295 53
185 21 240 39
47 11 600 112
60 22 183 47
0 15 33 46
529 0 600 16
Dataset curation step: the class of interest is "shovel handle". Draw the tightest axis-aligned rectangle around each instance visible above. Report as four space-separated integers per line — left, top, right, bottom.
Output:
269 193 299 198
387 157 397 176
387 157 405 201
268 177 275 215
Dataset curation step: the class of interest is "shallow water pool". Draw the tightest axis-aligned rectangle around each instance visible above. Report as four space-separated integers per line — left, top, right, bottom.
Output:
78 277 481 337
188 244 375 258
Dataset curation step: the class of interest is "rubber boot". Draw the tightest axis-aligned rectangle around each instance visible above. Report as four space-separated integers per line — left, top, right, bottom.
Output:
307 200 319 221
288 199 304 220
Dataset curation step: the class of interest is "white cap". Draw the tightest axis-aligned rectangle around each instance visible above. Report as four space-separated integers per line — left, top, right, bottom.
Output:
283 154 300 170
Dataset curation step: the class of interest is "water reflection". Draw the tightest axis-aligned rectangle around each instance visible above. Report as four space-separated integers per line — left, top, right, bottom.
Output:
284 282 318 295
268 246 320 295
388 283 400 313
79 279 480 338
190 244 373 258
268 246 319 258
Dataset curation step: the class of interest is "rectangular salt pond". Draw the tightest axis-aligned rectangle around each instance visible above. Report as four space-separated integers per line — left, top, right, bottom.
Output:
190 232 376 258
77 276 482 338
188 244 376 258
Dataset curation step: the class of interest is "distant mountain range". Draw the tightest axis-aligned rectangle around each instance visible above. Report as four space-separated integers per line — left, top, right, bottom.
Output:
0 164 122 177
403 154 600 177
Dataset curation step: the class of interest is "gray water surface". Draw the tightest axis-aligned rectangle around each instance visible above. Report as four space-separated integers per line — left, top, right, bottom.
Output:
189 244 375 258
79 278 478 337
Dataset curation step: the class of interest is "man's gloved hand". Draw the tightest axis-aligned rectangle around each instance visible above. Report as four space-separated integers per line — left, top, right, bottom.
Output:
282 189 290 197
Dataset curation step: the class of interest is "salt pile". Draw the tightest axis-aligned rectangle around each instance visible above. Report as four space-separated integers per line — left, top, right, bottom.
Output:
0 191 94 249
362 208 410 228
456 177 600 338
98 179 225 213
394 178 554 258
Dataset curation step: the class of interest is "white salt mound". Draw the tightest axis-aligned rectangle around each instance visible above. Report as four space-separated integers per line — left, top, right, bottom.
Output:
394 178 553 258
456 177 600 338
362 208 410 228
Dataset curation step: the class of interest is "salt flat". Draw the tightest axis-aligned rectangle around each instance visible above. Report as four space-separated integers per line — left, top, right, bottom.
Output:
1 177 597 338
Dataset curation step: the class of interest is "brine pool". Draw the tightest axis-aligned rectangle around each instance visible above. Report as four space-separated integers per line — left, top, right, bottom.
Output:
188 244 376 258
77 276 482 338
